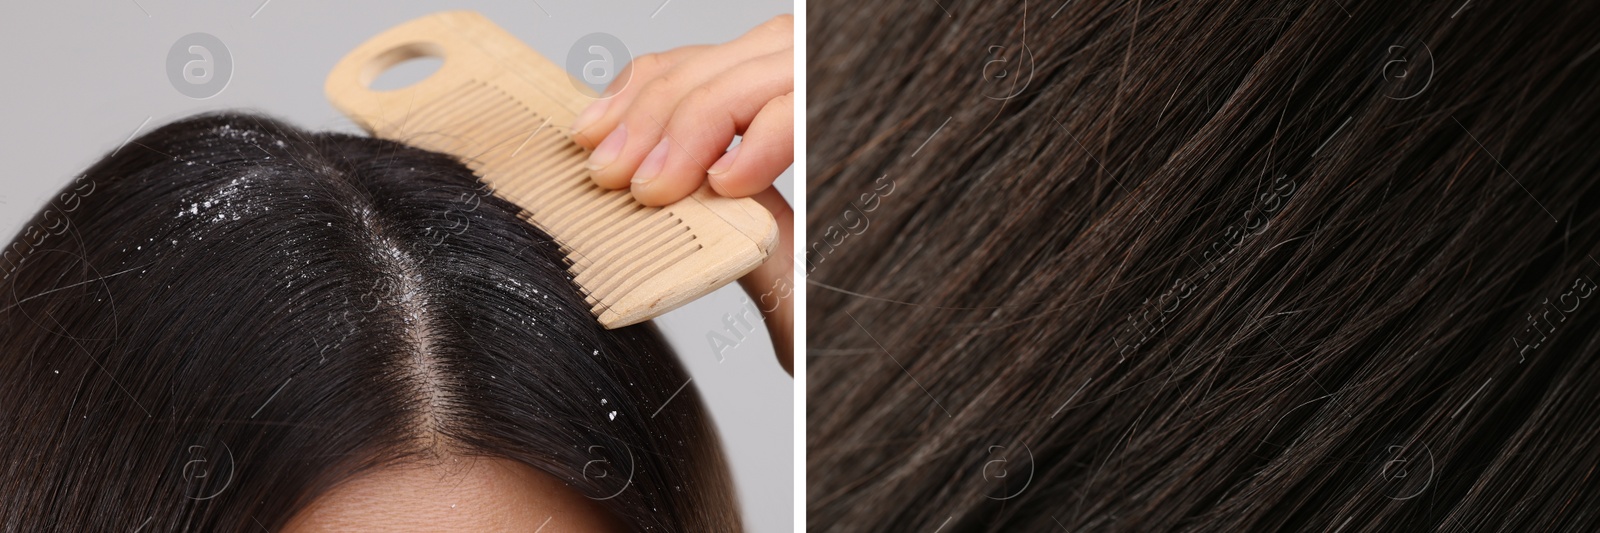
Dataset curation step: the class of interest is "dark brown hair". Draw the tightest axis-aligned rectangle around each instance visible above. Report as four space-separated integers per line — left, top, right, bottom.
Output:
807 0 1600 531
0 113 739 530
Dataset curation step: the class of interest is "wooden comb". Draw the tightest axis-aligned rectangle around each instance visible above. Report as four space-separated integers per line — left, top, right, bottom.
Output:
326 11 778 329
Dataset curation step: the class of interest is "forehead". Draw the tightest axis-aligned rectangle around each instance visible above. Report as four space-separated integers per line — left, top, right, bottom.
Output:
282 456 624 531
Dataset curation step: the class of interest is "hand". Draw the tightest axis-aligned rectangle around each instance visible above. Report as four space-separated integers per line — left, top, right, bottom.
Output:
571 14 794 206
736 187 793 375
572 15 795 375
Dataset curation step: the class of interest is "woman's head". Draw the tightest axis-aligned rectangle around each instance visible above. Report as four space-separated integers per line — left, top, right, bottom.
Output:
0 113 737 530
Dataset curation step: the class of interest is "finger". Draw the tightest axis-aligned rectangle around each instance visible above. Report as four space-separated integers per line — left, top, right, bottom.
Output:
630 52 793 206
585 20 793 190
708 92 794 198
570 45 706 149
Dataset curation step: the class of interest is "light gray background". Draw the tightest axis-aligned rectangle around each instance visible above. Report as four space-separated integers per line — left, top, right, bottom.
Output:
0 1 792 530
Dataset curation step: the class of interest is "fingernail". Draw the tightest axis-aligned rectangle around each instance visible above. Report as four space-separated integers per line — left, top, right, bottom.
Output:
708 144 740 176
633 139 670 185
571 98 611 133
586 123 627 170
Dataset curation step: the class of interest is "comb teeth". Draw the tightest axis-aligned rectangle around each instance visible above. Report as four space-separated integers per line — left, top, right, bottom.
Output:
393 80 706 320
328 10 775 328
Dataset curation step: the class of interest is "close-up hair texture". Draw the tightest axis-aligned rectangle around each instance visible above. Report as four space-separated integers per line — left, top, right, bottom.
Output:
0 114 737 530
808 0 1599 532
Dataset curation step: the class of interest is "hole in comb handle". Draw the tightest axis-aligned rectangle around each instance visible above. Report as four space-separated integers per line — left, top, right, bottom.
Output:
363 42 446 92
